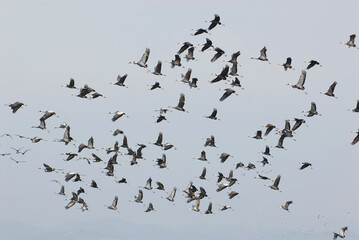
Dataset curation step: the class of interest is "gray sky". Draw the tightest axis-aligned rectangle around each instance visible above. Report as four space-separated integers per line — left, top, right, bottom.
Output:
1 1 359 239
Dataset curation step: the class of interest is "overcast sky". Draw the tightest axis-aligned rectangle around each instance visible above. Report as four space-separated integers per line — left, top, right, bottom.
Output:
1 1 359 240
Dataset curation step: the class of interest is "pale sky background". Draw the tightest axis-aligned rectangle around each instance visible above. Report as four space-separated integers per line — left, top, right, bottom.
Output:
0 1 359 239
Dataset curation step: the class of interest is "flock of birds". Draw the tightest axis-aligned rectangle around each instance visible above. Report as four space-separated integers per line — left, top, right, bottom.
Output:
1 14 358 239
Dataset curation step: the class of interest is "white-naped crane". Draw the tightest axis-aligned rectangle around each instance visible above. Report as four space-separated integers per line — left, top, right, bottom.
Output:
279 57 294 70
333 227 348 239
112 74 128 87
105 196 120 212
219 88 237 101
5 101 26 113
320 81 337 98
204 108 219 120
109 111 128 122
192 28 209 36
211 65 229 83
281 201 293 212
199 38 213 52
266 175 281 191
150 61 165 76
211 47 225 62
129 48 150 68
300 162 312 170
251 47 270 63
303 102 321 117
206 14 224 30
185 47 196 61
305 60 321 70
177 42 193 55
341 34 357 48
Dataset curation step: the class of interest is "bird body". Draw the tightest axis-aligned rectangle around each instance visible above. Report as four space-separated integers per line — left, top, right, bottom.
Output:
130 48 150 68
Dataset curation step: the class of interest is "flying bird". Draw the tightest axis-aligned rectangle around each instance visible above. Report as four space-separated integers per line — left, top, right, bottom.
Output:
333 227 348 239
219 88 236 101
129 48 150 68
341 34 357 48
211 47 225 62
251 47 270 63
300 162 312 170
280 57 294 70
321 81 337 98
206 14 223 30
200 38 213 52
305 60 321 70
281 201 293 212
192 28 208 36
177 42 193 55
6 101 26 113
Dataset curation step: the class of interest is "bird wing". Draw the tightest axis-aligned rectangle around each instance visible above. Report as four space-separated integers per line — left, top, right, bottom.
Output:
273 175 281 187
177 93 185 108
154 61 162 73
296 70 306 88
156 132 163 145
285 201 293 208
184 69 192 82
69 78 75 88
138 48 150 65
286 57 292 65
201 167 207 178
311 102 317 111
220 89 234 101
112 196 118 208
145 178 152 189
209 108 217 118
327 81 337 94
260 47 267 58
220 65 229 78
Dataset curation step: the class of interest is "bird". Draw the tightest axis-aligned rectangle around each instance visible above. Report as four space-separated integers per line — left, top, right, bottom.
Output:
40 163 57 173
189 78 199 89
211 47 225 62
349 100 359 112
290 70 307 91
206 14 223 30
211 65 229 83
185 47 196 61
267 175 281 191
65 172 82 182
111 129 124 136
109 111 128 122
252 130 263 139
333 227 348 239
6 101 25 113
156 154 167 168
39 110 57 122
219 88 236 101
192 28 208 36
89 180 99 189
291 118 307 131
64 78 76 89
219 153 232 163
196 150 208 161
228 191 239 199
235 162 245 169
198 167 207 180
131 190 144 203
205 108 219 120
262 146 271 156
105 196 119 212
171 55 182 68
254 172 271 180
204 135 216 147
57 185 65 195
62 152 78 161
341 34 357 48
200 38 213 52
205 202 213 214
151 132 163 147
155 115 168 123
156 181 165 190
251 47 270 62
142 178 153 190
264 124 276 136
275 135 286 149
180 68 192 84
351 129 359 145
304 102 320 117
151 61 165 76
305 60 321 70
300 162 312 170
281 201 293 212
229 62 240 77
145 203 155 212
129 48 150 68
173 93 186 112
113 74 128 87
226 51 241 64
280 57 294 70
59 126 73 145
321 81 337 98
166 187 177 202
177 42 193 55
